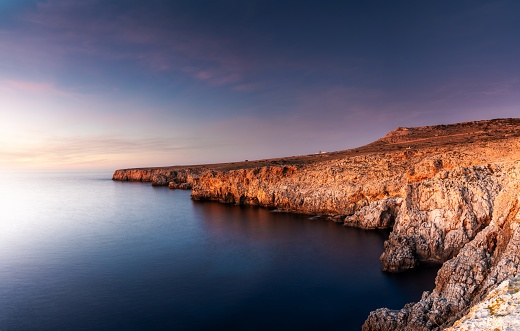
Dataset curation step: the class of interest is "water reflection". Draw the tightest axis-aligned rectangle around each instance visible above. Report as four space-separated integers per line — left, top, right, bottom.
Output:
0 173 438 331
194 201 439 329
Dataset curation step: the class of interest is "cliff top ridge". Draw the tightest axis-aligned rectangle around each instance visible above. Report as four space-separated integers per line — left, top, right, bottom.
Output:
379 118 520 145
117 118 520 171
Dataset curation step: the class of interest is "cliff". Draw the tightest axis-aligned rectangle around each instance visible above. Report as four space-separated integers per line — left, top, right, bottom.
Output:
113 118 520 330
363 165 520 330
112 166 205 188
445 275 520 330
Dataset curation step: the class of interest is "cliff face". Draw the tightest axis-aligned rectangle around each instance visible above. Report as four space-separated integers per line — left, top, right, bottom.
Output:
112 167 205 188
114 118 520 330
192 120 520 274
363 164 520 330
380 164 503 272
191 157 407 218
445 275 520 330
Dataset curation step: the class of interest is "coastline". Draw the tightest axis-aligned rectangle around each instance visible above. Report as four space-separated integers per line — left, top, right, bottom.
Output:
113 118 520 330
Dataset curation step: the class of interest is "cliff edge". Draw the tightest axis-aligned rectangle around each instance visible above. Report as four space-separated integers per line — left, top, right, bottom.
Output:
113 118 520 330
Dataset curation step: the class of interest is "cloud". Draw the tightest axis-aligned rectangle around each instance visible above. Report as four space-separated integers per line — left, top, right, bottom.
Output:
0 0 250 89
0 133 228 169
476 79 519 97
2 0 363 94
1 79 76 97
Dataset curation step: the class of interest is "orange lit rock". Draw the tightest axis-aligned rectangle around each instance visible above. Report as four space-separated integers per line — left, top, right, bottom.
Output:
113 118 520 330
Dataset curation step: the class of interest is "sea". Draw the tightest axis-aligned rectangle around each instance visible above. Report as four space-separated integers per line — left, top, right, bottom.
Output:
0 171 438 331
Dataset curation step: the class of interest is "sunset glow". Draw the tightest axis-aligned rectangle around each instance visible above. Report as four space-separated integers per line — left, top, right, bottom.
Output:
1 1 519 170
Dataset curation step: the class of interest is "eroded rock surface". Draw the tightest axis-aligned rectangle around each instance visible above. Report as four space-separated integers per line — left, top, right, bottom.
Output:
380 165 502 272
112 167 205 188
363 172 520 330
445 275 520 331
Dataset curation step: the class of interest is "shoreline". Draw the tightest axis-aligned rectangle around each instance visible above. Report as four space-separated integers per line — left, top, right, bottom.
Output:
113 118 520 330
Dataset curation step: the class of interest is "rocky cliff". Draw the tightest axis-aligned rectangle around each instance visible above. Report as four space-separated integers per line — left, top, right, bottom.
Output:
363 163 520 330
113 118 520 330
112 166 207 188
445 275 520 330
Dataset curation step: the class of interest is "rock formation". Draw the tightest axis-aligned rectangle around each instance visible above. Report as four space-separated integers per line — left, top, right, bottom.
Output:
363 166 520 330
113 118 520 330
112 166 206 188
445 275 520 330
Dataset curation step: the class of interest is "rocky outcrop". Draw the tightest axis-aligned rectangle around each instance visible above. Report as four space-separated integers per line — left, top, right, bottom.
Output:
380 164 502 272
192 157 406 214
445 275 520 330
344 197 403 229
112 167 206 188
363 170 520 330
113 118 520 330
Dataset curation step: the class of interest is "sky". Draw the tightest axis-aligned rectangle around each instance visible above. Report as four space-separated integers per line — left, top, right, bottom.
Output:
1 0 519 170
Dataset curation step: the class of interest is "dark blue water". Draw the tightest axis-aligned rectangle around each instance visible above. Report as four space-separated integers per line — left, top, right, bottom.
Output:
0 172 438 331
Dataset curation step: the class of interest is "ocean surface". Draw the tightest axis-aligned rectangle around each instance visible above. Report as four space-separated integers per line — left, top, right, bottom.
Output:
0 172 438 331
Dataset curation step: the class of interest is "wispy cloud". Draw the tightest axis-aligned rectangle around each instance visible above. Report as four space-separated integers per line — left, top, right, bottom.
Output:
0 0 250 90
477 79 519 96
1 0 364 94
0 133 228 169
1 79 76 97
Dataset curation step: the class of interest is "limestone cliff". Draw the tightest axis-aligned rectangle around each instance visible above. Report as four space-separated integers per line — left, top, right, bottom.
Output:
113 118 520 330
445 275 520 331
191 119 520 272
112 166 207 188
363 164 520 330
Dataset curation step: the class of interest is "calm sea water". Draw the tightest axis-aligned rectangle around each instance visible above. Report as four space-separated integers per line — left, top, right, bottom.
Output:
0 172 438 331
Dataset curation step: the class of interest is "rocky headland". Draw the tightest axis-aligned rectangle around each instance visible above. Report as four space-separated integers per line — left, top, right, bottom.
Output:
113 118 520 330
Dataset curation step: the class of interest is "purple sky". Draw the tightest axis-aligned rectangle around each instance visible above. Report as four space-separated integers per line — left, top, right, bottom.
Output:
1 0 519 170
